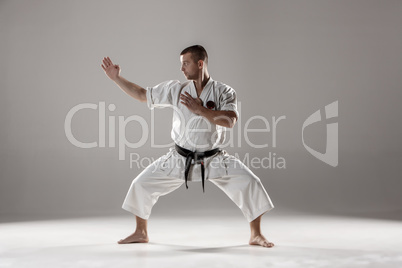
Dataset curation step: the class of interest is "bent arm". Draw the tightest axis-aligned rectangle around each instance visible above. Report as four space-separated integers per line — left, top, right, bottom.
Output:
113 76 147 103
199 108 238 128
179 91 237 128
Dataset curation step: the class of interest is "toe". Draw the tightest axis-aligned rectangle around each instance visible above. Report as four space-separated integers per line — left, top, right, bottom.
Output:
262 240 274 247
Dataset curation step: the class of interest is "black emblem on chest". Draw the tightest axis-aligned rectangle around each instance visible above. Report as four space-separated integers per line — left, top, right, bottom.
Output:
206 101 216 109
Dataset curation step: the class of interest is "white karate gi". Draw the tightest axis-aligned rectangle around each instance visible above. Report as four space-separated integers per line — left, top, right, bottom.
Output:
122 78 274 222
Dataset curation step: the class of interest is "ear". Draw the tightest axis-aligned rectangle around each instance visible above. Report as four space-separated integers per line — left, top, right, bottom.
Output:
198 60 204 69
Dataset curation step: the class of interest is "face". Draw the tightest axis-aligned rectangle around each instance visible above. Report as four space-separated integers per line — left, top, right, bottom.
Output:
180 52 201 80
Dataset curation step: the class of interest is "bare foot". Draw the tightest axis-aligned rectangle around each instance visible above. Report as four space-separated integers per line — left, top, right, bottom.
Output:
117 230 149 244
249 234 274 248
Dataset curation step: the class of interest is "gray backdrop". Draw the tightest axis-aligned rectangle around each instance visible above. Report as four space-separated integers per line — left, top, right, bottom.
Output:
1 0 401 220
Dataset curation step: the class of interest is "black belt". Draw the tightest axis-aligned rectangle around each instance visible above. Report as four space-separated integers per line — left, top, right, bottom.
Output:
175 144 221 193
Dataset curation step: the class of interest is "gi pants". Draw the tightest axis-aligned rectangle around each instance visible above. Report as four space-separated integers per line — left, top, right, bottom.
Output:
122 147 274 222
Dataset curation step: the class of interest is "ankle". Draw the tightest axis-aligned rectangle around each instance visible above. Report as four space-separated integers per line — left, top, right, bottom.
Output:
135 229 148 235
251 230 262 237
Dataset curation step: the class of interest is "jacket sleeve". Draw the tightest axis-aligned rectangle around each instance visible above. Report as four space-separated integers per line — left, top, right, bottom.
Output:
219 86 239 119
146 80 180 109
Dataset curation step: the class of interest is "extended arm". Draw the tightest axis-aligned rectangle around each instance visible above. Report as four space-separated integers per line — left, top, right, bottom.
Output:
101 57 147 103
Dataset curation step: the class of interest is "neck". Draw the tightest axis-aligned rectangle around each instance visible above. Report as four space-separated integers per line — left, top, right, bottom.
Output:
193 71 210 93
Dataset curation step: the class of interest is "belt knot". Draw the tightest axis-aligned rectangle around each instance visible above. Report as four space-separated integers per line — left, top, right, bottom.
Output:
175 144 221 193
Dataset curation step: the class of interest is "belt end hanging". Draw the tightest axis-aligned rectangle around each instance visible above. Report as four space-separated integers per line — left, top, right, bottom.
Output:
201 161 205 193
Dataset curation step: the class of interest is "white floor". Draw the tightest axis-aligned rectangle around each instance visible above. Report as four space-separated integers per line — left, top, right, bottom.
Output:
1 211 402 268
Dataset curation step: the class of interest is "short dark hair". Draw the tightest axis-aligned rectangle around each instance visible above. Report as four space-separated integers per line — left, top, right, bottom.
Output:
180 45 208 64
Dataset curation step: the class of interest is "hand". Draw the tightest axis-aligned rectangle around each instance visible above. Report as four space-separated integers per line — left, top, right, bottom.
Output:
101 56 120 81
180 91 204 115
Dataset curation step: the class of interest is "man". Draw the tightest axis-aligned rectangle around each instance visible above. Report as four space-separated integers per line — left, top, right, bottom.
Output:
101 45 275 248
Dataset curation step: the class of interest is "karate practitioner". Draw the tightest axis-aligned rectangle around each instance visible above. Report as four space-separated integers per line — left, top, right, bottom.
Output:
101 45 275 247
